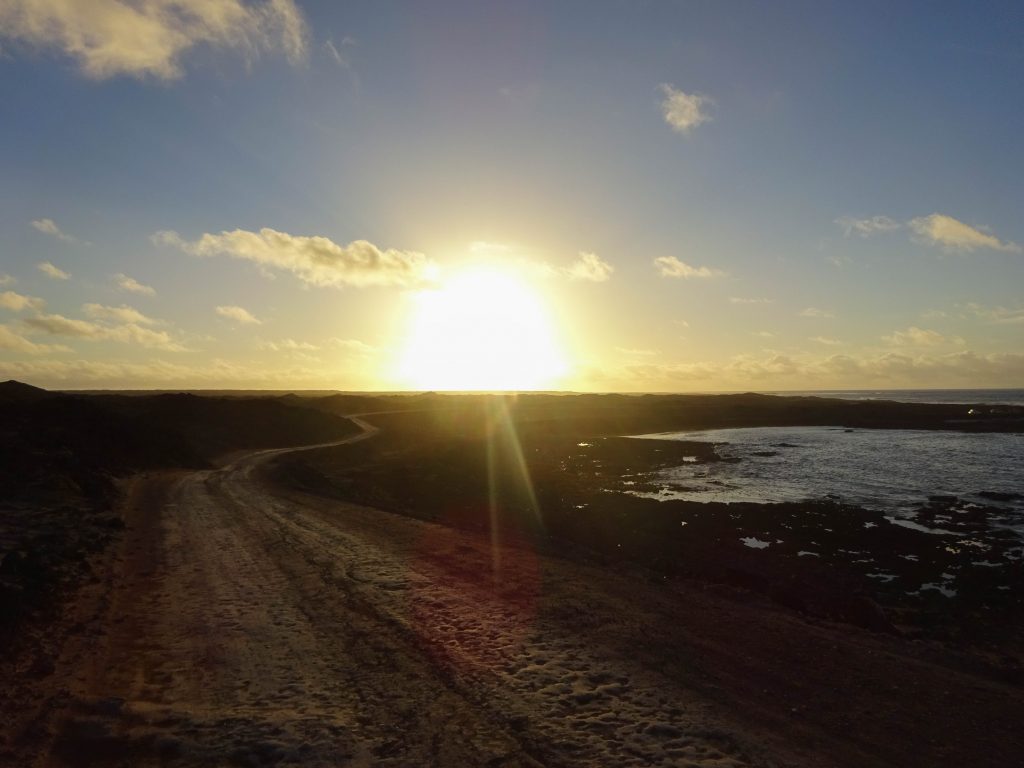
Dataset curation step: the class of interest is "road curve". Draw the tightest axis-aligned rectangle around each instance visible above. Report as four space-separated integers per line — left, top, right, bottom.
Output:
32 418 772 768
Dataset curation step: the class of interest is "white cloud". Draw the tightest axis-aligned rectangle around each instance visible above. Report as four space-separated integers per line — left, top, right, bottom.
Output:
883 326 964 347
83 303 159 325
799 307 835 318
834 215 901 238
908 213 1021 253
0 0 307 81
810 336 842 346
328 338 374 356
0 274 14 286
22 312 185 350
0 291 45 312
157 228 436 288
0 324 69 355
322 36 359 90
216 305 261 325
113 273 156 296
730 297 773 305
835 212 1020 254
654 256 725 279
659 84 713 134
259 338 318 352
466 241 613 284
23 313 96 337
962 303 1024 325
565 252 613 282
31 217 80 243
38 261 70 280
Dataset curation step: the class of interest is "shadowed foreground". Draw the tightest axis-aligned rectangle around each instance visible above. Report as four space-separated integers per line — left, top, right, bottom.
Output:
5 408 1024 767
10 421 763 767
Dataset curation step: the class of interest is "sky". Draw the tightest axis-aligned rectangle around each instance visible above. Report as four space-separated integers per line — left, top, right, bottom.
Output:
1 0 1022 392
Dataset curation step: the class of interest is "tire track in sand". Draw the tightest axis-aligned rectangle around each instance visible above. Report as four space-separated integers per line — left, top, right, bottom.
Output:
40 418 761 767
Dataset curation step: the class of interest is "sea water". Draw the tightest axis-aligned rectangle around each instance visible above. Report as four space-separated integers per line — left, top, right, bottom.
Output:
631 426 1024 532
759 388 1024 407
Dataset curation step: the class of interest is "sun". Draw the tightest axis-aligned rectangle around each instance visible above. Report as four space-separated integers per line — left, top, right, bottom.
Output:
396 267 568 391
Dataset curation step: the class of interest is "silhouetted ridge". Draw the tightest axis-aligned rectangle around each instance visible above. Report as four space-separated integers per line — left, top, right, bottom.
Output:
0 380 54 403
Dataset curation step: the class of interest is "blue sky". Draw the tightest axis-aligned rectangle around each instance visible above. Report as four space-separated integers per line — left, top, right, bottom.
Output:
1 0 1022 390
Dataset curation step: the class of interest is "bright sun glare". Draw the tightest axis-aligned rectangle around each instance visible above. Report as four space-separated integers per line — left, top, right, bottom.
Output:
397 267 568 391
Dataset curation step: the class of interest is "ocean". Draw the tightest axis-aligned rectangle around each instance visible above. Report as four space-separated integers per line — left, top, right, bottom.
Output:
760 388 1024 406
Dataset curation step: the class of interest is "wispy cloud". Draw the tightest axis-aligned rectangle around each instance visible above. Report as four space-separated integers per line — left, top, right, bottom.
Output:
31 217 81 244
0 0 307 80
654 256 725 279
908 213 1021 253
658 84 713 134
565 252 614 282
961 303 1024 325
157 228 437 289
216 305 261 325
0 291 45 312
810 336 842 346
22 312 185 350
329 338 375 356
0 324 70 355
0 274 14 287
730 297 773 305
799 307 835 318
83 303 159 326
835 212 1020 253
38 261 70 280
835 215 900 237
882 326 964 347
113 273 156 296
323 36 359 90
258 338 318 352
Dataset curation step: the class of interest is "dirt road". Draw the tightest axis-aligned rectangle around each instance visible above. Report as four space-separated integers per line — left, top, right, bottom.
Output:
14 418 763 767
10 418 1023 767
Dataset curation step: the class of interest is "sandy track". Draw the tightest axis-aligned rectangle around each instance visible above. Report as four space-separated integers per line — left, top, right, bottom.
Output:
21 419 774 768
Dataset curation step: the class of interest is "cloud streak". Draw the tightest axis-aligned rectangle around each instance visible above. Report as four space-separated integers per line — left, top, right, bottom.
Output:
565 252 614 282
113 273 156 296
216 305 261 325
0 0 307 80
908 213 1021 253
799 307 835 318
31 217 81 243
0 291 45 312
22 312 185 350
835 215 900 237
38 261 70 280
836 212 1020 253
654 256 725 279
158 228 437 289
0 324 70 355
882 326 964 347
83 303 159 326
